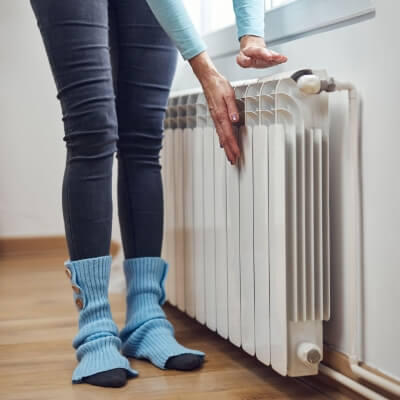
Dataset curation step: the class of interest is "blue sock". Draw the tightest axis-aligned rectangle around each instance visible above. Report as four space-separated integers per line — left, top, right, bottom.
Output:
119 257 205 370
64 255 138 384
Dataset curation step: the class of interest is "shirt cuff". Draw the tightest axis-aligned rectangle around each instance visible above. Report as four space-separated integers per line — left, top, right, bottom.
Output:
237 26 265 41
179 39 207 61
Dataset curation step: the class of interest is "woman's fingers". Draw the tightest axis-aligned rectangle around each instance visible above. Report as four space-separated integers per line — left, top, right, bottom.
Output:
236 36 288 70
188 51 241 164
243 46 286 61
236 52 252 68
239 46 287 68
211 105 240 164
224 88 240 123
198 69 241 164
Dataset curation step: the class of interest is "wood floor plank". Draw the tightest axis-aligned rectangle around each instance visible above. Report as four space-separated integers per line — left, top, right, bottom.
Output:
0 254 347 399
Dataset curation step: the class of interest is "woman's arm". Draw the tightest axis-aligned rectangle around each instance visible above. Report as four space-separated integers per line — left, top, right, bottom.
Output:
145 0 269 60
233 0 287 68
145 0 207 61
145 0 242 164
233 0 265 39
145 0 287 164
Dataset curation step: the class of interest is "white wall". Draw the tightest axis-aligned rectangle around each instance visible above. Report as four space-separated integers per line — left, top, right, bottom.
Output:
0 2 63 236
0 2 122 242
172 0 400 381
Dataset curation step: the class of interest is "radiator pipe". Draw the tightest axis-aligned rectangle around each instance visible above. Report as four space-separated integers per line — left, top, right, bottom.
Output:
298 75 400 399
328 80 399 398
319 364 388 400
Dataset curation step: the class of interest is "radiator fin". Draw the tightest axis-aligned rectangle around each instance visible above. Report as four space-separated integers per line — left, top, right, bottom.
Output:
174 127 185 311
193 126 206 324
226 126 241 347
253 124 270 364
214 130 229 338
183 127 195 317
305 128 315 321
204 126 217 331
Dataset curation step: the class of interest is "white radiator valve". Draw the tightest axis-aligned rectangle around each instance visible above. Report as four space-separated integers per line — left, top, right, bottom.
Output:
297 342 322 367
291 69 336 94
297 75 321 94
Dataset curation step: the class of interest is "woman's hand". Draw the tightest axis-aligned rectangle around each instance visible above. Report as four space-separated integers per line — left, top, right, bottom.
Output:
237 35 287 68
189 52 240 165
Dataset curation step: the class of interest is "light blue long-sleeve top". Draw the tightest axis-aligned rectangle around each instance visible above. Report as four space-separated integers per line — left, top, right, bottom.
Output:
145 0 265 60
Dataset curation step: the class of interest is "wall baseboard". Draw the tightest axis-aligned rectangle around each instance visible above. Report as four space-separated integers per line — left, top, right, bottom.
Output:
299 347 399 400
0 235 121 259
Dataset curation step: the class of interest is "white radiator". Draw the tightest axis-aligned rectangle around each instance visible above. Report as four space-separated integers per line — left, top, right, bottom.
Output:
160 70 331 377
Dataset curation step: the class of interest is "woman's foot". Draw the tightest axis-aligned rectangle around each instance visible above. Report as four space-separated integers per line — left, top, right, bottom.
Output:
165 354 204 371
64 256 138 385
119 257 206 370
82 368 127 388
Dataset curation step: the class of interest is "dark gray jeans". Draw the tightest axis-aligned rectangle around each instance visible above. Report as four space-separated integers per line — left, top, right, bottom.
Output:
30 0 178 261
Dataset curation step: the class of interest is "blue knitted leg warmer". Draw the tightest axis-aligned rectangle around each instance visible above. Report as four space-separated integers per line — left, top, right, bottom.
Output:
64 255 138 384
119 257 205 370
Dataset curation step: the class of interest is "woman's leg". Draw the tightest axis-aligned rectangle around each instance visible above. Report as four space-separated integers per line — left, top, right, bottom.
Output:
31 0 117 261
113 0 177 258
113 0 205 371
29 0 137 386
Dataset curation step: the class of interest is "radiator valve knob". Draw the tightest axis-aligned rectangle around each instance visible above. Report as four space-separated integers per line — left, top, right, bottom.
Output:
297 342 322 367
297 75 321 94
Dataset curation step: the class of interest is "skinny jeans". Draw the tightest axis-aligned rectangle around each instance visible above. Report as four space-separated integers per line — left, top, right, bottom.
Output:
30 0 178 260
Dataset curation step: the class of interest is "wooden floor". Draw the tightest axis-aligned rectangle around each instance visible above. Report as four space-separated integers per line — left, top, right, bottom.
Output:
0 254 350 400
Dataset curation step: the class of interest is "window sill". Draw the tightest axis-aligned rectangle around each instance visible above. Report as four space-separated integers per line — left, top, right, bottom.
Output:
203 0 375 59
